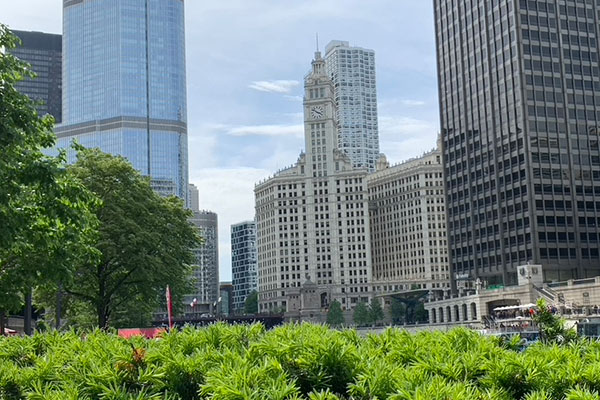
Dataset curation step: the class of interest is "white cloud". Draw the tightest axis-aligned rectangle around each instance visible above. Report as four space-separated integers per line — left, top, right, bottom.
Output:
190 167 271 282
284 95 304 102
228 124 304 138
400 99 426 106
378 115 439 164
249 79 300 94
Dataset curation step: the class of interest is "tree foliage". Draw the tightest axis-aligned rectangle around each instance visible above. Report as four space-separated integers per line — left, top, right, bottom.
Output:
326 300 344 327
390 297 406 324
415 302 429 323
0 25 97 317
244 290 258 315
533 299 577 344
40 149 199 329
369 299 384 325
353 301 371 327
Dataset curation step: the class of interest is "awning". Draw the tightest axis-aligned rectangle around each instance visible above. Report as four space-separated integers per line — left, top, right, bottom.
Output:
493 303 537 311
118 328 166 339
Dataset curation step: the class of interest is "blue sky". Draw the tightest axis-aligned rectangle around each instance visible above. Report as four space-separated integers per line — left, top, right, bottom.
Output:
5 1 440 282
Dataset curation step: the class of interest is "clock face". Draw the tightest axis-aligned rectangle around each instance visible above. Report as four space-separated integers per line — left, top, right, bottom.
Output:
310 105 325 119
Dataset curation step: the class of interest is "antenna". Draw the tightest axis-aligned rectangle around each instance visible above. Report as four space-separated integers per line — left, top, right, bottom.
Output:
316 33 319 52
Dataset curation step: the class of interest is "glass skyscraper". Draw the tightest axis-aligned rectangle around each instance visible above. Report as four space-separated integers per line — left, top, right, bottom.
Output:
325 40 379 172
56 0 188 202
435 0 600 286
231 221 258 313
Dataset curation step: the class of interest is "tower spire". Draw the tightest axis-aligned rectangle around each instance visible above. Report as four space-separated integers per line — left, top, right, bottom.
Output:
316 33 319 52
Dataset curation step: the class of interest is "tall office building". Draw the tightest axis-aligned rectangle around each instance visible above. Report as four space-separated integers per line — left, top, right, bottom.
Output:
9 30 62 123
184 210 219 315
219 282 233 316
188 184 199 212
325 40 379 172
255 51 372 315
56 0 188 202
368 147 450 294
231 221 258 313
435 0 600 286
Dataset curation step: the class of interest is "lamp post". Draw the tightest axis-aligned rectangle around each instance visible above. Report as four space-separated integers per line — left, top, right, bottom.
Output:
213 297 222 320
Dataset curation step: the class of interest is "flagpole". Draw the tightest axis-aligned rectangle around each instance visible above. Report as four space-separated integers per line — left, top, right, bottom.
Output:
166 285 173 330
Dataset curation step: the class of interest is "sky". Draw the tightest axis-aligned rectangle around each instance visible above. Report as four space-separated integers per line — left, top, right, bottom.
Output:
4 0 440 282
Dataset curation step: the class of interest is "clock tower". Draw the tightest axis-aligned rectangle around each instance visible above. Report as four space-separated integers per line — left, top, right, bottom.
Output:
303 50 338 178
255 48 373 320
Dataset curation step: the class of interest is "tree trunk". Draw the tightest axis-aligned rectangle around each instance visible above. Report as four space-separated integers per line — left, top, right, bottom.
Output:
0 310 5 336
56 288 62 329
97 301 110 330
24 289 32 335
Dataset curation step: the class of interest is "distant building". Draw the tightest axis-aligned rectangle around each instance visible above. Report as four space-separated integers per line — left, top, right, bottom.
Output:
325 40 379 171
255 50 372 319
231 221 258 313
368 147 450 295
219 282 233 316
9 30 62 123
56 0 188 203
184 211 219 317
188 184 199 211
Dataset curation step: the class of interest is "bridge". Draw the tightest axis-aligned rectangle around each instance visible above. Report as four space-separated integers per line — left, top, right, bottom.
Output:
152 314 285 329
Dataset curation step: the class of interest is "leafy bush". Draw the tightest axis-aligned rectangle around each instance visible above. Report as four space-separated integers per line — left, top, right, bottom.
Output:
0 324 597 399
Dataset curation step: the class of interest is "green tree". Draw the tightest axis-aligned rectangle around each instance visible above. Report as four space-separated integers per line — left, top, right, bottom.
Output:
353 301 371 327
369 299 385 325
533 299 577 344
0 25 97 333
40 149 199 329
415 302 429 323
244 290 258 314
326 300 345 327
390 298 406 324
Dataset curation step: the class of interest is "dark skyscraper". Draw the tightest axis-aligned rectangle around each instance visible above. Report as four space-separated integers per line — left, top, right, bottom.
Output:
231 221 257 313
10 30 62 123
435 1 600 286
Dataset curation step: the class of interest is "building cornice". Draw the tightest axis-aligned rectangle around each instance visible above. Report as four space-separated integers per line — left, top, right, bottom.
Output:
55 116 187 138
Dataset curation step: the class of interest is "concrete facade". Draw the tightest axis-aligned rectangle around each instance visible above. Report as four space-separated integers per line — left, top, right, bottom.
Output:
184 211 219 317
368 147 451 295
255 50 372 317
434 0 600 286
425 264 600 326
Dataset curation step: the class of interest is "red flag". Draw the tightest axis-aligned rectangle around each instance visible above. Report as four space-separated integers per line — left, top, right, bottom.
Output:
166 285 173 329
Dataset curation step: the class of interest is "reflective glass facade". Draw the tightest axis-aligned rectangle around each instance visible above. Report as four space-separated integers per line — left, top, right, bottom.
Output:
57 0 188 202
435 0 600 286
231 221 258 313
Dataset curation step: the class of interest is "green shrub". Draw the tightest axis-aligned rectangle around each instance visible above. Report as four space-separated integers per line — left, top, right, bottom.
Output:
0 323 598 399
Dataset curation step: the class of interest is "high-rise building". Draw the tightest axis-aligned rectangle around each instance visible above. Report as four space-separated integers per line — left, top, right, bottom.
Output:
325 40 379 172
368 147 450 294
188 184 199 212
9 30 62 123
255 50 372 316
231 221 258 313
219 282 233 316
435 0 600 286
184 211 219 316
56 0 188 202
